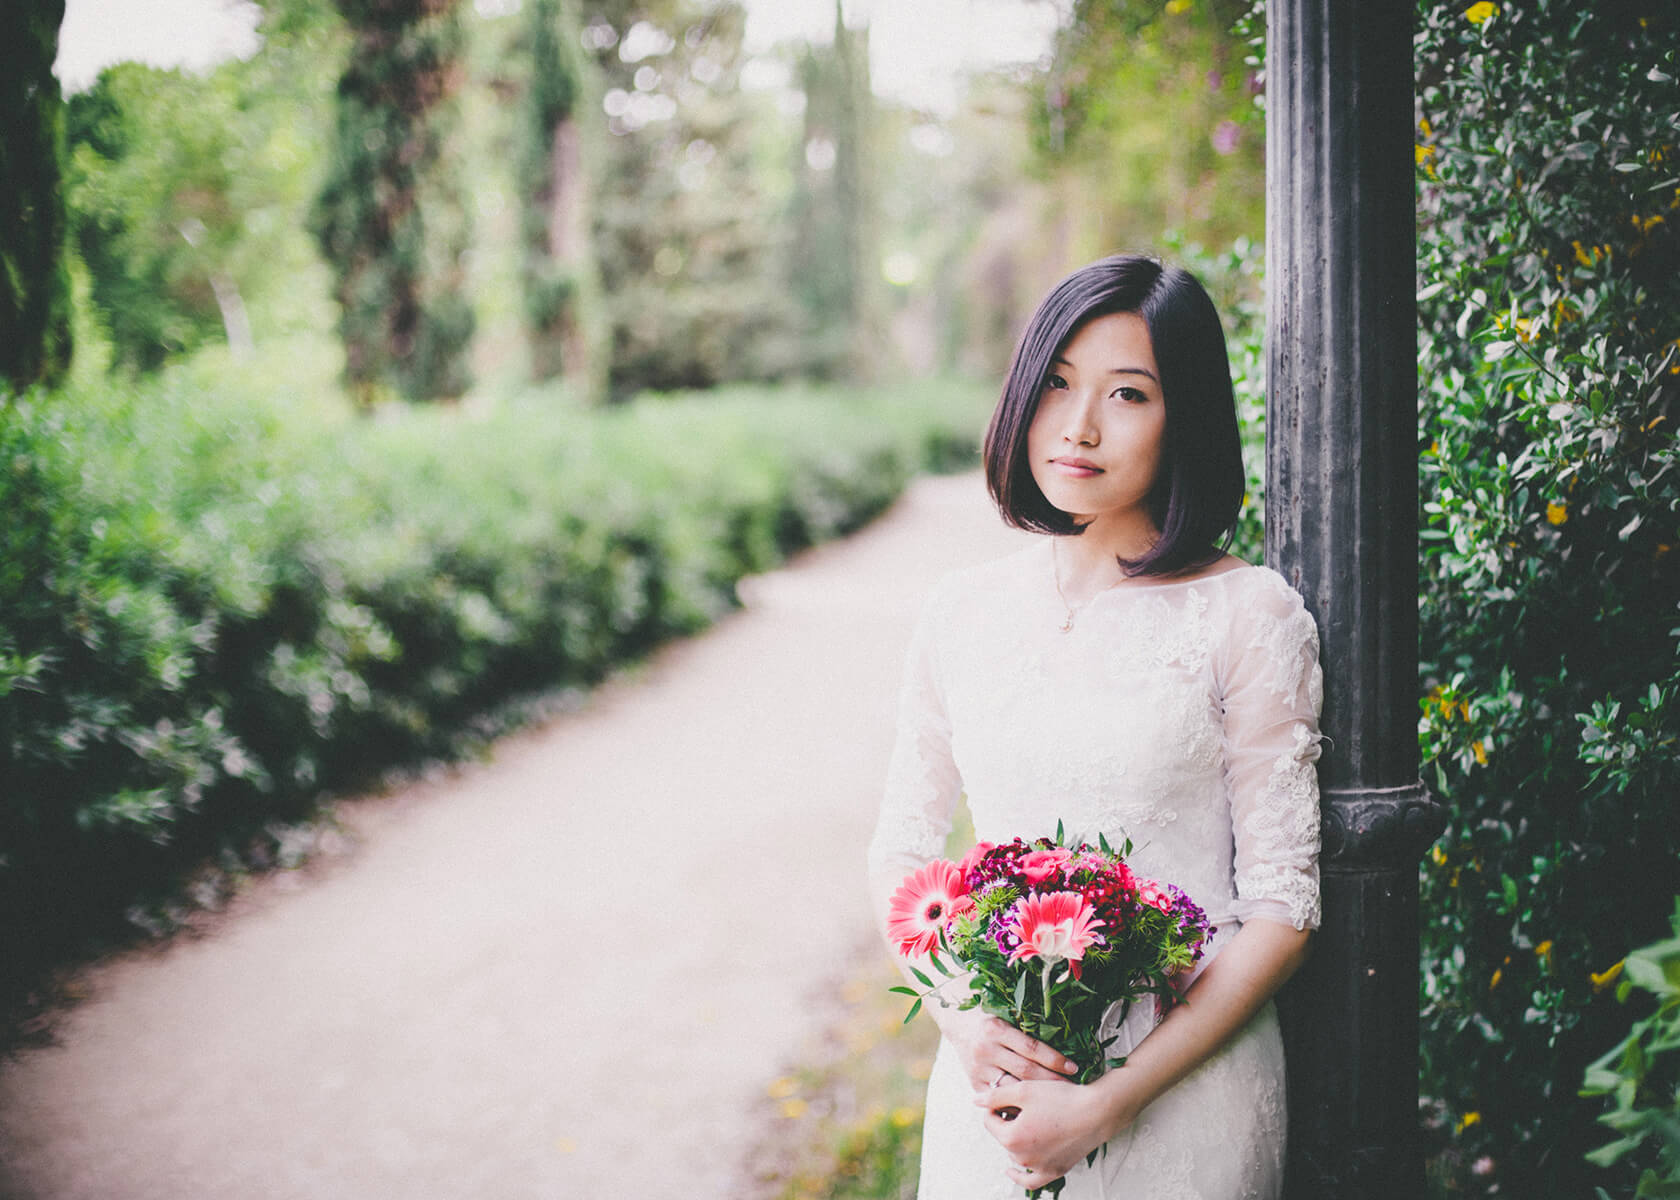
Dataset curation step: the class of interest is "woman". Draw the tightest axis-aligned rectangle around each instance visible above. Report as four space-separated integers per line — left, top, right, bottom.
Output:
867 254 1322 1199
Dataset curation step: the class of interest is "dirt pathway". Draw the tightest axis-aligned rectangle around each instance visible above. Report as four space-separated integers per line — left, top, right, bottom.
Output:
0 473 1027 1200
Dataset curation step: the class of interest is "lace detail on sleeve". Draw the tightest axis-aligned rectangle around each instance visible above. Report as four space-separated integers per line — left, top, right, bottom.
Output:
867 585 963 887
1221 572 1324 931
1233 723 1323 930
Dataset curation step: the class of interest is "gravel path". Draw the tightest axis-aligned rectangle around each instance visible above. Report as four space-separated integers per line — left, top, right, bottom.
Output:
0 473 1027 1200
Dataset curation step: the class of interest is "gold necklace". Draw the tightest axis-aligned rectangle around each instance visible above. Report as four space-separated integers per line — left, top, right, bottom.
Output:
1050 540 1125 632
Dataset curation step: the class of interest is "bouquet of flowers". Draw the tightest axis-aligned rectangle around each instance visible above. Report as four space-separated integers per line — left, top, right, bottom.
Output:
887 827 1213 1195
888 824 1214 1089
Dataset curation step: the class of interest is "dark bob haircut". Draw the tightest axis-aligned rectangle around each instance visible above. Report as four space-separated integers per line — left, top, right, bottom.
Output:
983 253 1245 577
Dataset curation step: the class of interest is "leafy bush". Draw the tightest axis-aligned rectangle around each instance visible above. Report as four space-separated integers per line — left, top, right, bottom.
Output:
1412 3 1680 1194
1580 896 1680 1197
0 340 992 1012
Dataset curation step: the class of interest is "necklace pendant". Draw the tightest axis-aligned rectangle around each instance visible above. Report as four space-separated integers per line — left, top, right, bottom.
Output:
1058 614 1074 633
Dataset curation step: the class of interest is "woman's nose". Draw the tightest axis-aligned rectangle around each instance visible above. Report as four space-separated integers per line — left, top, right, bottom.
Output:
1063 396 1099 445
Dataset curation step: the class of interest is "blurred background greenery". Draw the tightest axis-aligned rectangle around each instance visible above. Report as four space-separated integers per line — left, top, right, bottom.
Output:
37 0 1266 403
4 2 1677 1197
1 0 1270 1054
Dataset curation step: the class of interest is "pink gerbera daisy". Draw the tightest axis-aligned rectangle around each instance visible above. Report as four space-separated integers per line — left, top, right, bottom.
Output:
1008 891 1104 977
887 860 970 957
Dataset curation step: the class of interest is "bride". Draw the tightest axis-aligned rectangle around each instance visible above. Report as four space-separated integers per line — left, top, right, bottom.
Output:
868 254 1323 1199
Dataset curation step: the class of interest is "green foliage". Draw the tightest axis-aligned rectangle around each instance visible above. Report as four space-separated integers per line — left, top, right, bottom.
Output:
786 11 883 381
0 0 73 389
66 65 251 370
0 335 991 1015
1030 0 1264 261
513 0 605 392
585 3 814 396
62 3 343 373
1580 897 1680 1197
312 0 475 402
1413 3 1680 1195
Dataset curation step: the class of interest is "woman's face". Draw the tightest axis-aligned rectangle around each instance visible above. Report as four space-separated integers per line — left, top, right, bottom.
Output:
1026 311 1167 535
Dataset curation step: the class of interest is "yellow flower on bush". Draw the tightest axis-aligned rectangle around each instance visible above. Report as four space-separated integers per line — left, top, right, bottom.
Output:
1592 960 1625 992
1465 2 1497 24
1547 501 1569 525
890 1107 920 1129
1472 738 1489 765
1458 1110 1482 1132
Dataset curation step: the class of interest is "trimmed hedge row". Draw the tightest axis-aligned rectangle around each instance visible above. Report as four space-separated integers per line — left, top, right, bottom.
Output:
0 343 992 1000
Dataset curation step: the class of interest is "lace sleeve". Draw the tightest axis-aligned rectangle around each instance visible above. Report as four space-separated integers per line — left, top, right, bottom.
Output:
866 585 963 894
1218 570 1324 931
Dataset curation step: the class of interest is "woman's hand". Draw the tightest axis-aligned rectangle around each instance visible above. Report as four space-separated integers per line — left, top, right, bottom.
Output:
975 1075 1136 1190
932 1005 1079 1093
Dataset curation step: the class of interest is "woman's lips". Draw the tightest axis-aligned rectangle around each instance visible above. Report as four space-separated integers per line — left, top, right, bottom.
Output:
1049 457 1103 477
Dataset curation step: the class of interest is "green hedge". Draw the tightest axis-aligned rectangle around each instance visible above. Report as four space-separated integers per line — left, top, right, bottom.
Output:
0 341 992 1004
1413 3 1679 1195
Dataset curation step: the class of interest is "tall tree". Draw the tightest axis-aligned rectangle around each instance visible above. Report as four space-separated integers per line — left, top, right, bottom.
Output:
787 3 882 381
313 0 475 403
1 0 72 392
60 1 344 373
586 2 806 396
66 66 255 371
517 0 605 398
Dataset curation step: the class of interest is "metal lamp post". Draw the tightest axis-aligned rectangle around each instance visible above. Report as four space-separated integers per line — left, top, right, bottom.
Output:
1264 0 1449 1195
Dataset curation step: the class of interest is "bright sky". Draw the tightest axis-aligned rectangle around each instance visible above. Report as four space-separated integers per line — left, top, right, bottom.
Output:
55 0 264 92
743 0 1060 112
55 0 1061 112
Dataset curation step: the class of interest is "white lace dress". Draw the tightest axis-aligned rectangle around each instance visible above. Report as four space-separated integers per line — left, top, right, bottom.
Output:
867 542 1323 1200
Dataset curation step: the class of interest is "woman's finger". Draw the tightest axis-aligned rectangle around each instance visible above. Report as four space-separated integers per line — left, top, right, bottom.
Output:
994 1028 1075 1075
996 1029 1078 1076
975 1079 1026 1123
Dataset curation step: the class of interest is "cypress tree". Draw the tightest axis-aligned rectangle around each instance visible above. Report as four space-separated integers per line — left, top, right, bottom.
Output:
1 0 73 393
788 3 882 381
312 0 474 403
517 0 604 398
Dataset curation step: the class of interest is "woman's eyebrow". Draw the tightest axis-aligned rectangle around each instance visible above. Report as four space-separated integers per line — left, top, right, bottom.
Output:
1052 355 1159 384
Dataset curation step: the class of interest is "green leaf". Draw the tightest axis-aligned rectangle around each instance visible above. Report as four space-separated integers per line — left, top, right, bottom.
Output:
903 997 923 1024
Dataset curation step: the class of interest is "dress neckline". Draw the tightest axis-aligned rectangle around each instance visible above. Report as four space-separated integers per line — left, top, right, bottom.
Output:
1033 539 1258 600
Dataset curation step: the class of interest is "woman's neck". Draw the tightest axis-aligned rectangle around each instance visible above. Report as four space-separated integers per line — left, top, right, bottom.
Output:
1054 512 1160 596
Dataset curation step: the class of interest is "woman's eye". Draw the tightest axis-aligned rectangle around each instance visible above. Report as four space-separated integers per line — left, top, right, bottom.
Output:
1111 387 1148 404
1043 373 1068 391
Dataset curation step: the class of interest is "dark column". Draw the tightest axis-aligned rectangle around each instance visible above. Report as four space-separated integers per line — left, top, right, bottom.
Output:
1264 0 1447 1196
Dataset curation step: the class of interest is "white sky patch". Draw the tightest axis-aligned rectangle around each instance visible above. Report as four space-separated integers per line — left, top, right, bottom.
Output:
53 0 1061 114
742 0 1061 115
55 0 262 92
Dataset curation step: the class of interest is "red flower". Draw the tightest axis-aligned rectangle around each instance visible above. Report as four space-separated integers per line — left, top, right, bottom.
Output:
887 860 970 957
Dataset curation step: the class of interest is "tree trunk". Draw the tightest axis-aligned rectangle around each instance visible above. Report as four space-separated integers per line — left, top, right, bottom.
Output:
1 0 72 393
